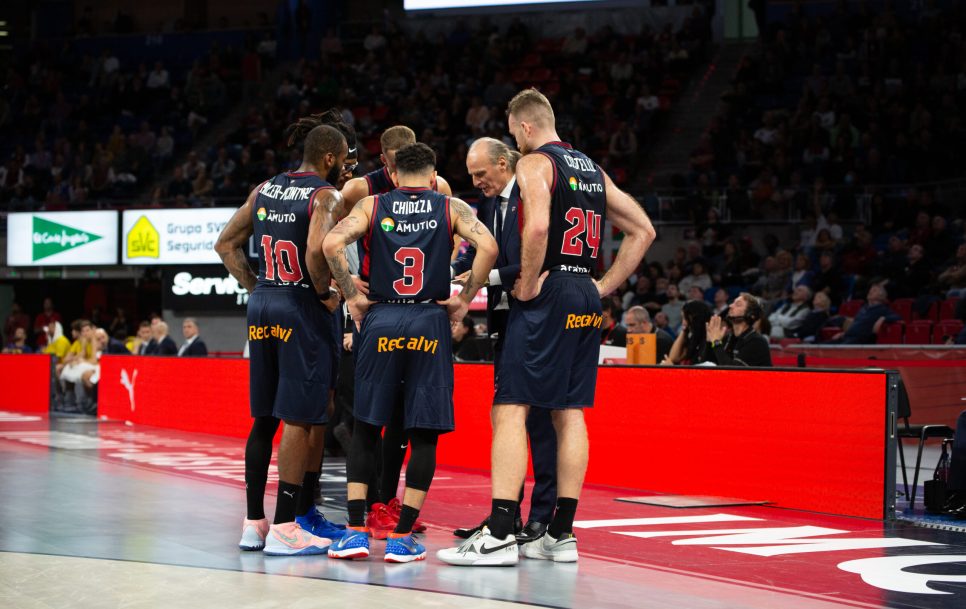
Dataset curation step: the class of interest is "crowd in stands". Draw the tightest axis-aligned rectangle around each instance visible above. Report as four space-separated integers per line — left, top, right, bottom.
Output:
0 33 269 210
196 10 711 200
3 298 208 413
689 2 966 222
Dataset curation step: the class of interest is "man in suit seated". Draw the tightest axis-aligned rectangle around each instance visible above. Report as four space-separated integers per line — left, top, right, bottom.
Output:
95 328 129 355
152 321 178 356
451 136 557 544
624 305 673 362
178 317 208 357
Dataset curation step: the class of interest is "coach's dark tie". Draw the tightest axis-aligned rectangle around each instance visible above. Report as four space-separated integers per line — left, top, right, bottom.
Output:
495 196 505 243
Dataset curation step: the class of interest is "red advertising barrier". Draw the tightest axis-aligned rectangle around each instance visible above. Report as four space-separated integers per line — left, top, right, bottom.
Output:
0 354 52 413
95 356 893 520
773 353 966 427
438 365 892 520
99 355 252 439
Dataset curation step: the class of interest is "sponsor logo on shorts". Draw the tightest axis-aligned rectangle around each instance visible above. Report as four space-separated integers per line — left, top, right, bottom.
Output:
249 324 294 342
376 335 439 354
564 313 603 330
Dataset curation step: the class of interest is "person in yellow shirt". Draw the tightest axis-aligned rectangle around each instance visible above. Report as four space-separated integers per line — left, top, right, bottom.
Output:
43 320 71 363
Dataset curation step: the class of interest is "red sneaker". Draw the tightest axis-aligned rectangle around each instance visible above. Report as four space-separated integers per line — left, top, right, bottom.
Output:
365 503 396 540
387 497 426 533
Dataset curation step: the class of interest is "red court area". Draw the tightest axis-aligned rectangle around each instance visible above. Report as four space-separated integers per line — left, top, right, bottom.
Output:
0 412 964 608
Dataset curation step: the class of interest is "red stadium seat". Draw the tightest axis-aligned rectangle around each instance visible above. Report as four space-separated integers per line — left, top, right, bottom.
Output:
905 320 932 344
913 301 939 322
877 321 903 344
779 338 802 348
890 298 914 324
934 320 964 344
820 327 840 342
521 53 541 67
940 298 960 320
530 67 553 82
364 136 381 156
371 104 389 121
590 81 609 97
541 80 561 96
351 106 370 121
511 68 529 84
838 299 865 318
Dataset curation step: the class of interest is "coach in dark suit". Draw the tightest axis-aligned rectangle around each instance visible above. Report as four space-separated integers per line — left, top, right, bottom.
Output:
178 317 209 357
451 137 556 543
152 321 179 356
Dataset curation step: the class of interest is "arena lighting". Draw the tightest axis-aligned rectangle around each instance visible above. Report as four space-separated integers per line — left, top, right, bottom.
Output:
404 0 642 11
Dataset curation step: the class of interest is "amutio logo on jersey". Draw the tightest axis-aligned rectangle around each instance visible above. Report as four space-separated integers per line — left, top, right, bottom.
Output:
381 197 439 234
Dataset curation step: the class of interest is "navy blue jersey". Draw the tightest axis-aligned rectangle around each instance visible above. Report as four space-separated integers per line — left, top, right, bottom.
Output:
252 170 333 291
363 166 394 197
365 187 453 302
528 141 606 274
358 167 440 280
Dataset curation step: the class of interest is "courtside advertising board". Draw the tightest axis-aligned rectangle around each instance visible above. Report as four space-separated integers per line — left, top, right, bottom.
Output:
7 211 119 266
121 208 234 265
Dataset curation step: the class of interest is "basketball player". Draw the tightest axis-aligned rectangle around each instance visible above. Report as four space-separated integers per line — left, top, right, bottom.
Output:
323 143 497 562
438 89 656 566
339 125 453 537
215 124 347 556
452 137 558 545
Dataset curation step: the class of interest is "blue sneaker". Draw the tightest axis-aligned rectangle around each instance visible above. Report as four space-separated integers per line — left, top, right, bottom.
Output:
384 533 426 563
327 527 370 560
296 508 345 542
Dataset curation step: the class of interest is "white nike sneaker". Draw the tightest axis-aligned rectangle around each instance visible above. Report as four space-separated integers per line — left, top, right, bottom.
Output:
436 526 519 566
522 531 578 563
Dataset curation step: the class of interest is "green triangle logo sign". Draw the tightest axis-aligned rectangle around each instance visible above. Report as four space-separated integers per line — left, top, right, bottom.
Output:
32 216 103 261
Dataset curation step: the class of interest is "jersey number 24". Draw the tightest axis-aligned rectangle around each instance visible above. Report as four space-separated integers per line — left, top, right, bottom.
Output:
561 208 601 258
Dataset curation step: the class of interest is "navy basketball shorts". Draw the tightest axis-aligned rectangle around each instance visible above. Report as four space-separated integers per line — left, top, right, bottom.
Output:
247 287 337 424
354 303 454 432
494 272 602 409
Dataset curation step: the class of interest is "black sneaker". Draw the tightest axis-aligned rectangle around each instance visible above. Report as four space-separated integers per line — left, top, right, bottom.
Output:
516 520 548 544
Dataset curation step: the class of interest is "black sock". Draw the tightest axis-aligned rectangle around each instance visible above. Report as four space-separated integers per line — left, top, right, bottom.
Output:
347 499 367 528
274 481 302 525
393 504 420 535
548 497 579 539
296 471 319 516
245 469 267 520
489 499 519 539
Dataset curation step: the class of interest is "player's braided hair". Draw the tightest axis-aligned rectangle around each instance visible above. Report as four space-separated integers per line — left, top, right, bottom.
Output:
285 109 357 154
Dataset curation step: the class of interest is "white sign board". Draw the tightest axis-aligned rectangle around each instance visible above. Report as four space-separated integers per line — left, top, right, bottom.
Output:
122 208 234 265
7 211 119 266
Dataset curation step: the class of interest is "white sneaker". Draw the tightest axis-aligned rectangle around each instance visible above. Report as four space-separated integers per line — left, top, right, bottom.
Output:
522 532 578 563
238 518 269 551
436 526 519 566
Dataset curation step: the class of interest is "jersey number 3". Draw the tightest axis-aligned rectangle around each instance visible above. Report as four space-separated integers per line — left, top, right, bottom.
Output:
393 247 425 296
261 235 303 283
561 208 601 258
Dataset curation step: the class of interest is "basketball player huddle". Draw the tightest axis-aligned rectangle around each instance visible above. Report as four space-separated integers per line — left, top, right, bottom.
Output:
215 89 656 565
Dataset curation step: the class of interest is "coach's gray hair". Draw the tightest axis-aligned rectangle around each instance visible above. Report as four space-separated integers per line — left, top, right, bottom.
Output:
470 137 521 172
626 305 650 325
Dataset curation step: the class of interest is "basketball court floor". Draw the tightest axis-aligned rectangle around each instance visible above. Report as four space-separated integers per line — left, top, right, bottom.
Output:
1 410 964 609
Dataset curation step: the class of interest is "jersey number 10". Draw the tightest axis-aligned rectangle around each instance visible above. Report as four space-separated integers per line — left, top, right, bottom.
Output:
561 208 601 258
261 235 304 283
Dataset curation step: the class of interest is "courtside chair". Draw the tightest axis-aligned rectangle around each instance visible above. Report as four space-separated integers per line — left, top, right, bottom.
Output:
895 379 954 510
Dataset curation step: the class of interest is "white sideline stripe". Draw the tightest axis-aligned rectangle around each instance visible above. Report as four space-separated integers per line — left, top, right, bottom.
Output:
574 513 761 529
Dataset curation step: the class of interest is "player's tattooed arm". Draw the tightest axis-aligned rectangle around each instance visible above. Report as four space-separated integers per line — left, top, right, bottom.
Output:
214 189 257 293
322 197 372 301
450 197 497 302
307 188 344 296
